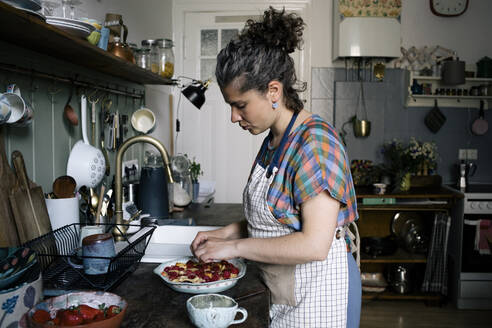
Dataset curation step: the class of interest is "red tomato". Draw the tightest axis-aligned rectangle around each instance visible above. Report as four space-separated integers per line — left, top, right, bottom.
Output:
32 309 51 324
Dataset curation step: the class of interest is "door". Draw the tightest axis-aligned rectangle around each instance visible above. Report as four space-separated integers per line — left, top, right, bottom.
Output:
178 8 307 203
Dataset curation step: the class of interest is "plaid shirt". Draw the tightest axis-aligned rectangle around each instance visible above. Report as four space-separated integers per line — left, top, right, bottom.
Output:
252 114 358 230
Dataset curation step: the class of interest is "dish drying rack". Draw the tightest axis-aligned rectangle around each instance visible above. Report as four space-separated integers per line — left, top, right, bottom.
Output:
23 223 155 292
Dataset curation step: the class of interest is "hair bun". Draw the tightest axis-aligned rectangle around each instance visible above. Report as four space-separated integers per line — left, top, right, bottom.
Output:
241 7 304 54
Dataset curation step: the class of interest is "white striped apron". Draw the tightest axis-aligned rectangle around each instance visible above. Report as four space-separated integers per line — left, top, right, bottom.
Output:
243 113 348 327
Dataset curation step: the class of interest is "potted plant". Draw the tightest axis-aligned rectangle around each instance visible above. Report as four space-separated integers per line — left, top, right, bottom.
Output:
189 158 203 202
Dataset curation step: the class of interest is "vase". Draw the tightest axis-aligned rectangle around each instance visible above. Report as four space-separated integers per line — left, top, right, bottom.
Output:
192 182 200 203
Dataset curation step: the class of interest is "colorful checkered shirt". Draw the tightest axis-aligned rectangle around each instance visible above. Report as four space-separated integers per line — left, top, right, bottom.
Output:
252 114 358 230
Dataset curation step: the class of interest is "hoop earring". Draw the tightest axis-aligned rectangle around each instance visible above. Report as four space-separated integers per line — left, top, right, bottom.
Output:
272 102 279 109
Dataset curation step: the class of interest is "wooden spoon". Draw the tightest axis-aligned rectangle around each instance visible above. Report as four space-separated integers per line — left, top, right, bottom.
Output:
52 175 77 199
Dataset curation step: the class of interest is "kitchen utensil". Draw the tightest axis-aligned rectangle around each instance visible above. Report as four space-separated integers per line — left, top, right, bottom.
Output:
153 257 246 294
131 107 155 134
424 99 446 133
442 58 465 85
387 264 412 294
2 84 34 126
45 196 79 230
0 127 20 247
66 95 105 189
471 100 488 136
9 150 53 244
353 81 371 138
52 175 76 198
45 16 95 39
63 82 78 126
108 36 135 63
95 183 105 224
0 246 37 290
187 294 248 328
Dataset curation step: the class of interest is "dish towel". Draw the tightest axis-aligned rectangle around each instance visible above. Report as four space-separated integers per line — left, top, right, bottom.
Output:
422 212 451 295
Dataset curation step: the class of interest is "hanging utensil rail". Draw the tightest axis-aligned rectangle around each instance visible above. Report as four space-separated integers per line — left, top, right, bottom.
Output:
0 63 144 98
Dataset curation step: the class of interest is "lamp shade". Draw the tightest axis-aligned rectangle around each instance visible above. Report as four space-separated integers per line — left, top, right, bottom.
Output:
182 81 209 109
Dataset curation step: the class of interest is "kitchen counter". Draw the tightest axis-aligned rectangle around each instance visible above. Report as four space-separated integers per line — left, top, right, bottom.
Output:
113 203 269 327
113 262 269 327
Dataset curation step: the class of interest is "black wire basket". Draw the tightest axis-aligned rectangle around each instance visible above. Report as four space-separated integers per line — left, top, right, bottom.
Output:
23 223 155 291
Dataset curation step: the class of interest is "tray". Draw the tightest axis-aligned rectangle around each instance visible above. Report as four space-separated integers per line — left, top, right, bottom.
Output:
23 223 155 292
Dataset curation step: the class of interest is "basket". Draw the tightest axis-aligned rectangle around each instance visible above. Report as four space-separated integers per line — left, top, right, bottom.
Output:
23 223 155 291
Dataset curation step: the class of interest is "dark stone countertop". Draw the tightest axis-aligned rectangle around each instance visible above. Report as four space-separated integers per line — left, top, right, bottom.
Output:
113 263 269 328
113 203 270 327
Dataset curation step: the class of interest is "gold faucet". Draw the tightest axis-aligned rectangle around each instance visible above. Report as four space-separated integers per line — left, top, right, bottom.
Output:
112 135 174 241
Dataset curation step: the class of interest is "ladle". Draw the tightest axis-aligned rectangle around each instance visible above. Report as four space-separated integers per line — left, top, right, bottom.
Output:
52 175 76 199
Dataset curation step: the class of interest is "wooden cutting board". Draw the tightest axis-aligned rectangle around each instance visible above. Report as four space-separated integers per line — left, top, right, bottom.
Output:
9 150 53 244
0 127 20 247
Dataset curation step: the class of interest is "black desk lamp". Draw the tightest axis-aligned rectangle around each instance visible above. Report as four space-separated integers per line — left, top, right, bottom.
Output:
181 78 211 109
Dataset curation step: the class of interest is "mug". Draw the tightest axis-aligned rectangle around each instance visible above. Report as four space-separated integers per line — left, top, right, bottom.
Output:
81 233 115 275
79 225 105 248
186 294 248 328
0 84 34 126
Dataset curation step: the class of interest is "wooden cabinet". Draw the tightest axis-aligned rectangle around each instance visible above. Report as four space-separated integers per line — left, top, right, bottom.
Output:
356 186 463 302
405 71 492 109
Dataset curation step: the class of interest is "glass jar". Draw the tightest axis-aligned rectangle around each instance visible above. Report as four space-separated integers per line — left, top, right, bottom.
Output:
156 38 175 79
142 39 159 74
135 48 151 70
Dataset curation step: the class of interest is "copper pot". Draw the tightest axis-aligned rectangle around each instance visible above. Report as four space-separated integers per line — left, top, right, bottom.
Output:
108 37 135 64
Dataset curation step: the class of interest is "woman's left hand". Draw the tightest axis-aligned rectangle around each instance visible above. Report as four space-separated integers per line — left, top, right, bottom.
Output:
193 237 238 263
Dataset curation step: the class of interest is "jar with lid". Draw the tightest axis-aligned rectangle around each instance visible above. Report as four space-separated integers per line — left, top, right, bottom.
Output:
134 48 151 70
142 39 160 74
156 38 175 78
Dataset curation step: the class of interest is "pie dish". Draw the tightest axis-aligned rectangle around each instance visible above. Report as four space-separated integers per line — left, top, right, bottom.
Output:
153 257 246 294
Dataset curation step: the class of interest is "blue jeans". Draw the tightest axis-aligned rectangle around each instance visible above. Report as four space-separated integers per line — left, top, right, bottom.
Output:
347 252 361 328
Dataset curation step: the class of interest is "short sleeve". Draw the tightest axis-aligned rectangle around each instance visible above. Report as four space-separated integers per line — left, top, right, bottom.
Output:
292 132 348 208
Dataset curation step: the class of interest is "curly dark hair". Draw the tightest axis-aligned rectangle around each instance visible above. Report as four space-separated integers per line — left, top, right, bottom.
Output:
215 7 306 113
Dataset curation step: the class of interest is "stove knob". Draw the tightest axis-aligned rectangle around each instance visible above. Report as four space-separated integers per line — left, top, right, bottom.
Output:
477 202 484 210
487 202 492 210
470 202 477 209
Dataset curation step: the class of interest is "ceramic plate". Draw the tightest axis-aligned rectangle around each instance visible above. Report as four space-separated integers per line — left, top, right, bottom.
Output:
46 16 95 31
1 0 42 11
0 247 37 290
153 257 247 294
46 20 91 38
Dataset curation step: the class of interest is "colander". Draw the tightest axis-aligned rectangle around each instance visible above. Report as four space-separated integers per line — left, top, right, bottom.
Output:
67 95 105 189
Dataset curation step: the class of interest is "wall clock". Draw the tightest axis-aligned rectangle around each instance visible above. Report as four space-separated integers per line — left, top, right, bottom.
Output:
430 0 469 17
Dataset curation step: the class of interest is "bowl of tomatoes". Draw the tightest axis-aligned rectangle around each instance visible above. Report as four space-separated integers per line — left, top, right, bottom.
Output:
20 291 127 327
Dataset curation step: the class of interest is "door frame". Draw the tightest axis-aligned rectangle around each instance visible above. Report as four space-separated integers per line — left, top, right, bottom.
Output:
172 0 312 106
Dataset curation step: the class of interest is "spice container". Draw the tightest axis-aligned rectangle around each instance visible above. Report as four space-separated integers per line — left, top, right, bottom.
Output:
157 38 175 78
135 48 151 70
142 39 159 74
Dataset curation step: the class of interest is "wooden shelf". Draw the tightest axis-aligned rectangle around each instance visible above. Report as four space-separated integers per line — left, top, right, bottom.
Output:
0 2 174 85
362 290 442 301
361 248 427 264
358 204 451 211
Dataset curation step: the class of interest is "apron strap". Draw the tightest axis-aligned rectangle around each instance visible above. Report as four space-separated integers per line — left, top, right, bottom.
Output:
345 222 361 269
266 111 299 178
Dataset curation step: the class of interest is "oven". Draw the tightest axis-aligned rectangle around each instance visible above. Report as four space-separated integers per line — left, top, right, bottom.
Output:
453 184 492 309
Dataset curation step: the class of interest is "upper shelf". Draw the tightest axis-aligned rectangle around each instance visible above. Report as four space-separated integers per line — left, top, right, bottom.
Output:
0 2 173 85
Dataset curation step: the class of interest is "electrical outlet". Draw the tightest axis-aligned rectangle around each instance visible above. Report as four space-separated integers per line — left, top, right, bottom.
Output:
458 149 467 160
467 149 478 160
122 159 139 178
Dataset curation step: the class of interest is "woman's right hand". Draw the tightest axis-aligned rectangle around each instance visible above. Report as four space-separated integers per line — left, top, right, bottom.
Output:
190 228 227 256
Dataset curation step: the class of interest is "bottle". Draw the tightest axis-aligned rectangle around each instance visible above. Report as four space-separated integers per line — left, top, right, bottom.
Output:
157 38 175 78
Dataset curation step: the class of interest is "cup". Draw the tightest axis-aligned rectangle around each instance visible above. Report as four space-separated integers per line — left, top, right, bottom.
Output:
1 84 34 126
186 294 248 328
81 233 115 275
79 225 105 248
373 183 387 195
45 197 80 231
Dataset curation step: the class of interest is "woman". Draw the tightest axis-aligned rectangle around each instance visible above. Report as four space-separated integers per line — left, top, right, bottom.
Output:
191 7 361 328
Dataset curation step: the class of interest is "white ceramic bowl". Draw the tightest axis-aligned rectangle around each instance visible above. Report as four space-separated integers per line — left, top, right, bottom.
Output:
131 107 155 134
153 257 246 294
